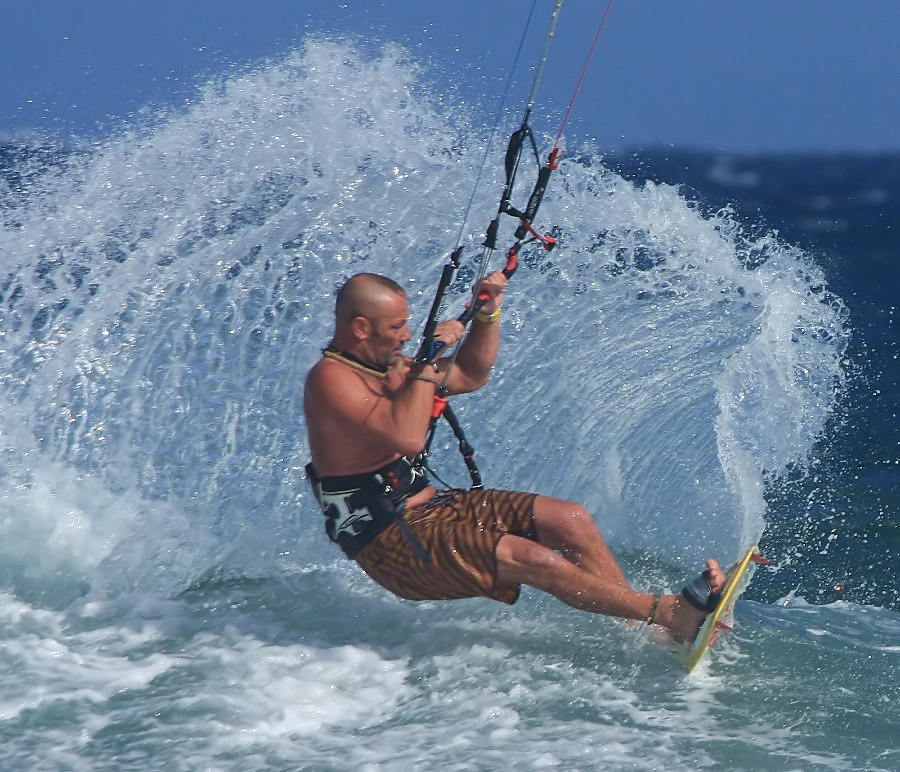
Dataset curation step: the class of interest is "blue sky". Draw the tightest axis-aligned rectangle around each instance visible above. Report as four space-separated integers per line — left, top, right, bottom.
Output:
3 1 899 153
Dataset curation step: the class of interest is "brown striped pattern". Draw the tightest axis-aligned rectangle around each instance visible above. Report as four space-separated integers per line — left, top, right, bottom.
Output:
354 489 538 605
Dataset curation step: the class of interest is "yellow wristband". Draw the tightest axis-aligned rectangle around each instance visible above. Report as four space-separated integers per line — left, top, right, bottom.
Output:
475 307 501 323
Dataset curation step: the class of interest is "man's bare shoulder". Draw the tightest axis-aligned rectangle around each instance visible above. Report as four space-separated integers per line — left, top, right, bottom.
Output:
305 357 383 408
304 356 331 389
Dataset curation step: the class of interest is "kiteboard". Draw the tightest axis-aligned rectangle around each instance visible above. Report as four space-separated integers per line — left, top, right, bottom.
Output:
681 545 768 673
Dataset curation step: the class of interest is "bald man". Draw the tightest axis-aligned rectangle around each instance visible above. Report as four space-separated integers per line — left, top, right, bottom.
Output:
304 271 725 642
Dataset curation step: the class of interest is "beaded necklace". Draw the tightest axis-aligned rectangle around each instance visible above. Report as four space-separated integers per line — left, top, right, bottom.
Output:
321 345 387 379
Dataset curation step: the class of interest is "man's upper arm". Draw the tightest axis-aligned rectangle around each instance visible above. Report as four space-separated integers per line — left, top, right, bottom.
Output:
439 356 490 395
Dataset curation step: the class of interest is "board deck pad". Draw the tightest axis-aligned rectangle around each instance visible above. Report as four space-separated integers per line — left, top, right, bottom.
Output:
681 545 766 673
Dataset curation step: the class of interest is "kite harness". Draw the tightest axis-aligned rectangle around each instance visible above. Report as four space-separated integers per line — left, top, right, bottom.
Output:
307 1 616 562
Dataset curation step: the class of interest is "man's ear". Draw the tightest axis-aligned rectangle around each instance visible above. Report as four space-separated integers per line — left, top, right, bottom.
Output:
350 315 371 340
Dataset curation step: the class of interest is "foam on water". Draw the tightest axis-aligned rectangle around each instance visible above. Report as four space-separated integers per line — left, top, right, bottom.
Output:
0 36 874 770
3 578 899 770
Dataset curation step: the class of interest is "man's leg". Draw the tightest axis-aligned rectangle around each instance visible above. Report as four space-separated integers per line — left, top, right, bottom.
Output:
530 495 630 585
495 496 726 641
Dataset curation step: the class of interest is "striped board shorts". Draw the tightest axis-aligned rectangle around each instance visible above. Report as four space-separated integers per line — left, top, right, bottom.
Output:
354 488 539 605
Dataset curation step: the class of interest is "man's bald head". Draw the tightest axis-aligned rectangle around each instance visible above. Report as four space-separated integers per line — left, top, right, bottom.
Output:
335 273 406 327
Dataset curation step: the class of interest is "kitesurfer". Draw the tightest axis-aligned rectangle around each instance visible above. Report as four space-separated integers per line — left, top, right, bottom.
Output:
303 271 725 642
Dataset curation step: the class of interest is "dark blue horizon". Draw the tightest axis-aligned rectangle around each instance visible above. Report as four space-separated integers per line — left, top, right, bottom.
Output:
4 1 900 154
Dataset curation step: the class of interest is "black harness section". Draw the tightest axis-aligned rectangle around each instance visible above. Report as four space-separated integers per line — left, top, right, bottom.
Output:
305 456 431 563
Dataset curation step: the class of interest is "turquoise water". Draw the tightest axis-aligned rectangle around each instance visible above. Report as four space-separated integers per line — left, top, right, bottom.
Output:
1 38 897 770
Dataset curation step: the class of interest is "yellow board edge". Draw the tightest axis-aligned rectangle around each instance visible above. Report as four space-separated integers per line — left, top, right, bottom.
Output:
681 545 760 673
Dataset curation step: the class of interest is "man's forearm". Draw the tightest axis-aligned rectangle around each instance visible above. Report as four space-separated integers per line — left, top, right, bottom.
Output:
454 310 502 386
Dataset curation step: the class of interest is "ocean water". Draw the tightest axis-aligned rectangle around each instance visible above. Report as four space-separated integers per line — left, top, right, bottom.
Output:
1 37 898 771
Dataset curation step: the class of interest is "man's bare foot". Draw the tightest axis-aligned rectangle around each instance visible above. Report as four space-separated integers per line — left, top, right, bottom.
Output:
652 559 727 643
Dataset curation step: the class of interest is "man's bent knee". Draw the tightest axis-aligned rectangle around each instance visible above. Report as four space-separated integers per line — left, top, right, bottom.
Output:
533 495 603 546
496 533 572 588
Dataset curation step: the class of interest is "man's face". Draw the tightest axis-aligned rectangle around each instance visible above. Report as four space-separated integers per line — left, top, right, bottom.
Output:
364 292 412 366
